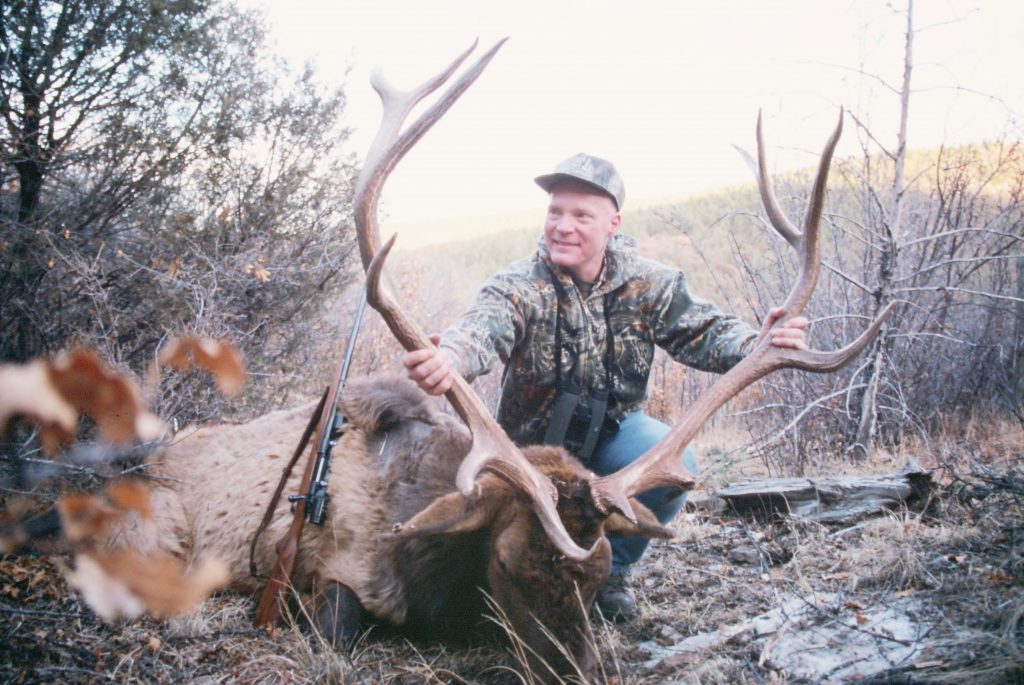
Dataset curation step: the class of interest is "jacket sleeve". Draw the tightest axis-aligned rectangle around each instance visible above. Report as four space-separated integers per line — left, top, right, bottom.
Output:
652 270 757 373
439 272 528 383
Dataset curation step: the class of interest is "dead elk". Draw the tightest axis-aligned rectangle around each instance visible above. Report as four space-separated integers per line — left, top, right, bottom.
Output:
107 374 667 679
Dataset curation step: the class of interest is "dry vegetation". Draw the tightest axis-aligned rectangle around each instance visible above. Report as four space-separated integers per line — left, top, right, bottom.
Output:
14 203 1023 683
2 181 1020 684
2 423 1021 684
1 349 1021 685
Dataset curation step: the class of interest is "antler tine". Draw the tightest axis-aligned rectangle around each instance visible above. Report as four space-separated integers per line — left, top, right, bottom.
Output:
366 236 595 561
732 111 801 248
779 109 843 319
354 41 596 562
590 111 889 523
355 38 507 269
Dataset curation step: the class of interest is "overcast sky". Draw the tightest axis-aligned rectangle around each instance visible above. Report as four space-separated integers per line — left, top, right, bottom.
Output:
237 0 1023 230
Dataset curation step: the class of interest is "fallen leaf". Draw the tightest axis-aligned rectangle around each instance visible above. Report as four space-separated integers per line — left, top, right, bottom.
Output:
135 411 165 442
29 571 47 589
58 483 155 545
105 481 152 521
160 337 245 396
66 553 145 621
67 550 228 621
57 493 121 543
48 349 164 444
0 361 77 452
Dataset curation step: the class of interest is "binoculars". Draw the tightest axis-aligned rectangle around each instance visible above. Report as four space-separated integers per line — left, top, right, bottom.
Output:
543 388 610 462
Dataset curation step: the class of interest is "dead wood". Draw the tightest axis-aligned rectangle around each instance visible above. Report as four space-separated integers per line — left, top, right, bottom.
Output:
713 463 934 522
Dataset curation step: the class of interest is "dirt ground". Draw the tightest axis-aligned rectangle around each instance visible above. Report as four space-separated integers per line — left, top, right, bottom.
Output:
1 459 1021 685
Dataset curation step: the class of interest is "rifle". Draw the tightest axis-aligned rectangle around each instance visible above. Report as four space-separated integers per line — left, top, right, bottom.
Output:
252 289 367 629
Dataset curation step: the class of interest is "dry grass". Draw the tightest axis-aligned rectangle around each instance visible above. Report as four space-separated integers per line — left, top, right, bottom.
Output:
905 411 1024 473
2 425 1022 684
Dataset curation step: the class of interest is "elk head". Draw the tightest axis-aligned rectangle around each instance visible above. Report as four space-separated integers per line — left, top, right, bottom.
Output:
390 441 673 677
352 40 892 681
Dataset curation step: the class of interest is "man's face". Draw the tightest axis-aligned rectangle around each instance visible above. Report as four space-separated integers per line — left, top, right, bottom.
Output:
543 182 620 283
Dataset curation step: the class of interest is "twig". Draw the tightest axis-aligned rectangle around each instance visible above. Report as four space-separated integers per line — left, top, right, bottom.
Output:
893 285 1024 304
816 653 874 681
0 604 86 620
0 486 57 502
829 617 916 647
25 665 104 678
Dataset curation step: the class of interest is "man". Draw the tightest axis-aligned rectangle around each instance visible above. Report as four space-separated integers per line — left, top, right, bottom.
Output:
403 153 808 619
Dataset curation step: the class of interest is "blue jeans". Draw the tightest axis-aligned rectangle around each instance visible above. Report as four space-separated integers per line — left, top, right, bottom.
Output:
588 411 699 571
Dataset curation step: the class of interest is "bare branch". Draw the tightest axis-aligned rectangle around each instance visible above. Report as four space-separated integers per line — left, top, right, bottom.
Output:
893 286 1024 305
894 255 1024 283
846 111 896 160
900 226 1024 249
753 384 870 450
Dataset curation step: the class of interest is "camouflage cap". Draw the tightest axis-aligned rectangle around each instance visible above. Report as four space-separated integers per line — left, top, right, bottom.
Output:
534 153 625 210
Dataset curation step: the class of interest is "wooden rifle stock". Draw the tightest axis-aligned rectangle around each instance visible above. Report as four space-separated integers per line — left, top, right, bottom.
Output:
253 289 367 630
253 385 334 629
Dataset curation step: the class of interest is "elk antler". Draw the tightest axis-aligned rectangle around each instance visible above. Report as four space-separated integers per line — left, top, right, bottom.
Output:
590 111 895 523
354 40 596 562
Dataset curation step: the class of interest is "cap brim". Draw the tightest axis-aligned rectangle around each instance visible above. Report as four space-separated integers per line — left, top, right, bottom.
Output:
534 173 620 209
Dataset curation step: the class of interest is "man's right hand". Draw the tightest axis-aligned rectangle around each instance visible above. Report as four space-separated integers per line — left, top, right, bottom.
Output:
402 333 457 396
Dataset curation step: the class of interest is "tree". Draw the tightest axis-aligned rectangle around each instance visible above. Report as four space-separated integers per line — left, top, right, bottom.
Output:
664 0 1024 472
0 0 357 422
847 0 915 460
839 0 1024 458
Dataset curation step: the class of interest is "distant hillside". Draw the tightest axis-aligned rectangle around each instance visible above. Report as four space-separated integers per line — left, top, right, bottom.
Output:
398 181 769 306
392 140 1013 313
382 208 541 250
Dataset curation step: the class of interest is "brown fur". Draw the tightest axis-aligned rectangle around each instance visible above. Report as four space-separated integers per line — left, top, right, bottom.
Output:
105 374 670 682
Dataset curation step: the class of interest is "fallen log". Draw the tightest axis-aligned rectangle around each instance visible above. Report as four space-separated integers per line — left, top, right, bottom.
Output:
713 463 934 523
642 592 937 681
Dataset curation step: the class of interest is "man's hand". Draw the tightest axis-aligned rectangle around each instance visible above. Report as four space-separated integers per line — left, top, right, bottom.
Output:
761 306 809 351
402 333 457 396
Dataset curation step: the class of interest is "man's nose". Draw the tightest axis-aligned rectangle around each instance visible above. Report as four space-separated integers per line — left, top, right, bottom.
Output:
554 215 575 232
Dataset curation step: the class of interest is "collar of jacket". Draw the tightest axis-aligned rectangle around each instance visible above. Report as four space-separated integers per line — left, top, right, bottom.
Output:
534 233 639 295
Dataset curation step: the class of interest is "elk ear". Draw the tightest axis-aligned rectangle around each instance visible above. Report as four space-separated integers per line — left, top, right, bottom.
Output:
604 498 674 539
393 487 509 539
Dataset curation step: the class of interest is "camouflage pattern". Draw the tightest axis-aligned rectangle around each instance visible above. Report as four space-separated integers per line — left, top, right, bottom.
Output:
535 152 626 210
440 234 758 447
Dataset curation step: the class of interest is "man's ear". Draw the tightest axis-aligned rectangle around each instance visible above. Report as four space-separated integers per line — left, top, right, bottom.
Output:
609 211 621 236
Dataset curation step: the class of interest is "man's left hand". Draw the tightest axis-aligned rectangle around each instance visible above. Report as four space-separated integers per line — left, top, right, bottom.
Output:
762 306 809 351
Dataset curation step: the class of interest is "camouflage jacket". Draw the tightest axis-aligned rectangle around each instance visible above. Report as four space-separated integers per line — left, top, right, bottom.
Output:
440 234 758 446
